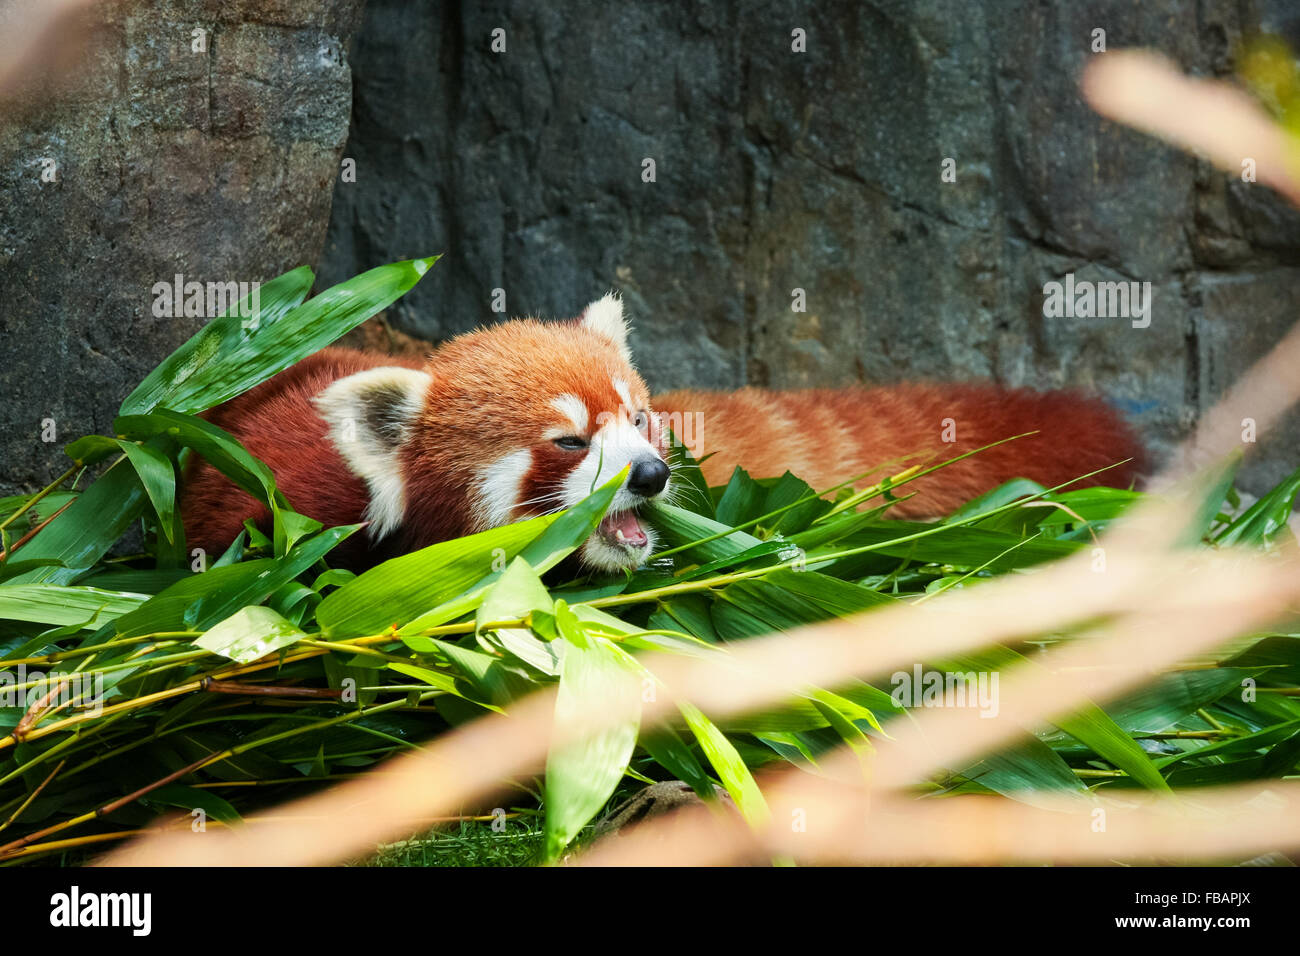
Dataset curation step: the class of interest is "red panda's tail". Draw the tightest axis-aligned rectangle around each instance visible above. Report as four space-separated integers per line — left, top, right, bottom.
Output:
652 383 1145 518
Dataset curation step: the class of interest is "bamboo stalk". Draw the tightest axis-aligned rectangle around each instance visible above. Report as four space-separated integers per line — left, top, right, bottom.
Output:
0 689 441 860
201 678 342 699
0 463 79 537
0 628 403 750
0 759 66 834
12 677 70 740
0 752 216 858
0 631 201 668
0 498 74 560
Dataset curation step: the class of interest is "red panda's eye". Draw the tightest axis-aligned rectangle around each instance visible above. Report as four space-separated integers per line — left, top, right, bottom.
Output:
554 436 588 451
634 411 648 431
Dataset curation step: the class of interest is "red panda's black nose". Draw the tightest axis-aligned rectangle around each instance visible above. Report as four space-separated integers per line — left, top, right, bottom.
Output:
628 457 670 498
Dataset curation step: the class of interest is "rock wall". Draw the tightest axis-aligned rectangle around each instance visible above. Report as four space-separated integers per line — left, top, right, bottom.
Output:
4 0 1300 498
321 0 1300 492
0 0 364 494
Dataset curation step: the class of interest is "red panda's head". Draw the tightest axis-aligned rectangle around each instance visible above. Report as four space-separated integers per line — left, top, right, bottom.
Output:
313 294 671 572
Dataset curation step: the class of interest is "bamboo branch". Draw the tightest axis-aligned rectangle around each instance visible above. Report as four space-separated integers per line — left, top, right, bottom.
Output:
201 678 342 699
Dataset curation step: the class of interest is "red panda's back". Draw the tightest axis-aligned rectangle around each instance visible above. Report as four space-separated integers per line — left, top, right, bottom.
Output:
180 347 425 561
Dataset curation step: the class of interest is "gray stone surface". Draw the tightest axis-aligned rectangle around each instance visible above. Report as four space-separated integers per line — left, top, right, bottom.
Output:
0 0 364 494
5 0 1300 498
320 0 1300 494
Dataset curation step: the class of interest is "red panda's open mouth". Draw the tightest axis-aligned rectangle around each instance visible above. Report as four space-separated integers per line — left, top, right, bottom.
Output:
597 509 649 550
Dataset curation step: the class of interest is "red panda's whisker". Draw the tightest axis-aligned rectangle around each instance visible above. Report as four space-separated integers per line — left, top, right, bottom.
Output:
660 473 708 510
511 491 571 511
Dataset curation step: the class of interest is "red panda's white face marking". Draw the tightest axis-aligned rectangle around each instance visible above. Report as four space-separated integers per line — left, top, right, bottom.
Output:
475 449 533 528
612 378 634 409
317 293 671 573
548 394 589 436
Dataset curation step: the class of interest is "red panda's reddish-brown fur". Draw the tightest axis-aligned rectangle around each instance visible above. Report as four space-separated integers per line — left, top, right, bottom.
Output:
181 321 656 564
396 319 652 549
182 348 423 563
654 384 1144 517
181 331 1145 567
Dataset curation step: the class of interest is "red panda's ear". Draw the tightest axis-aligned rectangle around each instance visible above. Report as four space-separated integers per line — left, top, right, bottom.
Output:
579 292 632 363
312 367 431 541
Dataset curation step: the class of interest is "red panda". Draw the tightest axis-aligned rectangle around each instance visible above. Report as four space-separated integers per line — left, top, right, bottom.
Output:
179 294 1145 572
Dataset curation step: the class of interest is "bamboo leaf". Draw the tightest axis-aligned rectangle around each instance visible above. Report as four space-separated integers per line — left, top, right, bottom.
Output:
114 439 177 543
142 783 243 825
195 606 306 664
115 409 278 508
5 460 147 585
387 468 627 639
184 525 360 629
714 467 767 527
425 639 533 707
1217 460 1300 547
120 259 438 416
953 737 1091 804
544 633 641 860
319 515 559 640
477 558 560 676
678 700 769 827
664 427 714 519
640 725 716 798
645 500 764 565
0 584 147 627
120 267 314 415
